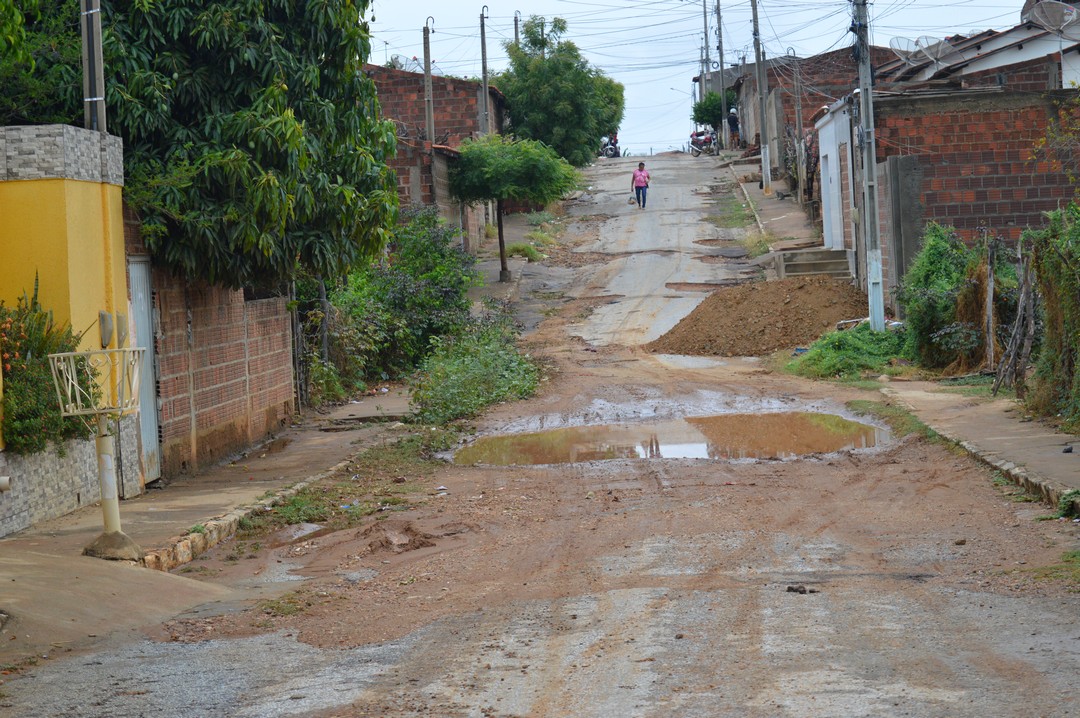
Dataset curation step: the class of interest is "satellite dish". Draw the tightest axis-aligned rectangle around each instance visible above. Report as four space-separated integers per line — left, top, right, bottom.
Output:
889 37 919 65
915 36 965 67
1032 0 1080 40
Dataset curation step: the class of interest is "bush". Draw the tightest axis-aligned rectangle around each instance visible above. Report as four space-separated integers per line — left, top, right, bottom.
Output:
1026 207 1080 429
0 288 90 454
409 303 540 424
787 323 906 379
896 224 972 367
506 242 544 262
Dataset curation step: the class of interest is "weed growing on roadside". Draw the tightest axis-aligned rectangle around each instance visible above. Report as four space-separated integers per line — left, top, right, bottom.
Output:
506 242 544 262
1056 489 1080 518
846 400 939 440
410 302 539 424
525 210 557 226
1027 551 1080 588
258 594 308 617
189 524 206 534
788 324 906 380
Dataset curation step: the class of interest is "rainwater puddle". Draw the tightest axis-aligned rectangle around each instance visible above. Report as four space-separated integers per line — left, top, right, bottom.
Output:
454 412 889 465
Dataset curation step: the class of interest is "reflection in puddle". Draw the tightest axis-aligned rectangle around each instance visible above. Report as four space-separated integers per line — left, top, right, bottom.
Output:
455 412 889 466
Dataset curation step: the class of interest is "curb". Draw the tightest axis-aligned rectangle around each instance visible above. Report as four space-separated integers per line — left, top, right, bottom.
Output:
729 164 766 235
884 389 1080 517
141 453 358 572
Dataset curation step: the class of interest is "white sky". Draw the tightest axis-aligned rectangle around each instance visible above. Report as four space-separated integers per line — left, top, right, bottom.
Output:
367 0 1030 156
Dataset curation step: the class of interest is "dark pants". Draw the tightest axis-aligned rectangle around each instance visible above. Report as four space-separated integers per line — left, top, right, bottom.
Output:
635 185 647 208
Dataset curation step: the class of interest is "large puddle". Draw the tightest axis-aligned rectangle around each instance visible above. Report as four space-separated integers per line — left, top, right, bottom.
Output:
454 412 889 465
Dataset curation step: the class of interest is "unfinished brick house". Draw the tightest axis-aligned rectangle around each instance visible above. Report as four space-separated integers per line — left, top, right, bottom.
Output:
366 64 506 251
816 1 1080 309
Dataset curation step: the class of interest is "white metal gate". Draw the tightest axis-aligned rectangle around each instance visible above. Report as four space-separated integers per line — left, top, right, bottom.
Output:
127 258 161 482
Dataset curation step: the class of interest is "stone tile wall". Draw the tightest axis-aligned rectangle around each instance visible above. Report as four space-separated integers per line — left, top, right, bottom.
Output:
0 125 123 185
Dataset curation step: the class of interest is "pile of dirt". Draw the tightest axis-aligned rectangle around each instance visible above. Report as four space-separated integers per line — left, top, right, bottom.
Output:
646 276 867 357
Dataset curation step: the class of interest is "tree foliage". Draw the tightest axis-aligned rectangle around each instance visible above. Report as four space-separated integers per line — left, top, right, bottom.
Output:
450 133 578 206
1 1 398 289
496 16 624 167
692 90 735 131
0 0 80 125
0 0 39 68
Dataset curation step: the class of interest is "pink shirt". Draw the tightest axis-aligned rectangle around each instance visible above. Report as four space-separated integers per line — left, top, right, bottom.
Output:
633 168 650 187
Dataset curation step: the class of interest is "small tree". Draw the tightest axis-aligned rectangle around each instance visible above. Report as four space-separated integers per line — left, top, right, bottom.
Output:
450 134 578 282
692 91 736 132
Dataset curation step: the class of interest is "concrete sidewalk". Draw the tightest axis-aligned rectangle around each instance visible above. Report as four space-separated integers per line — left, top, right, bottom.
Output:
0 248 528 664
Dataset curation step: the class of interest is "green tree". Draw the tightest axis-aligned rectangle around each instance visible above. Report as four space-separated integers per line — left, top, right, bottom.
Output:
0 1 398 289
0 0 80 125
450 134 578 282
692 90 735 132
497 16 624 167
0 0 39 68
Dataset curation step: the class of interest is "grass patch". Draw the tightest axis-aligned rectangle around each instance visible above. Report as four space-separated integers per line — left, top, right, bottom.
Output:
258 593 309 617
706 194 755 228
506 242 544 262
846 400 938 440
1027 551 1080 588
787 324 907 380
524 229 557 246
525 210 557 226
189 524 206 534
1056 488 1080 518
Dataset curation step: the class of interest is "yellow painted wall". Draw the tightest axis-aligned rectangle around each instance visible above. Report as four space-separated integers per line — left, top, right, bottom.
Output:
0 179 127 349
0 178 128 448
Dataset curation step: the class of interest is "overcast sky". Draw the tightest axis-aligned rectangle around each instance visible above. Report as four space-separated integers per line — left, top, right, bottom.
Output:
367 0 1031 156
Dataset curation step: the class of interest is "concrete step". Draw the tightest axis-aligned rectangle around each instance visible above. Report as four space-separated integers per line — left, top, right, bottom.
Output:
776 247 851 280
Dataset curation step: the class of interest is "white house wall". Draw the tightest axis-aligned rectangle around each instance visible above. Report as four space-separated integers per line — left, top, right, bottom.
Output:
816 103 851 252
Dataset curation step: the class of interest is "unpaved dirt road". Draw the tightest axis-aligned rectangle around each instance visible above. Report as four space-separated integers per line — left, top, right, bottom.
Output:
5 154 1079 718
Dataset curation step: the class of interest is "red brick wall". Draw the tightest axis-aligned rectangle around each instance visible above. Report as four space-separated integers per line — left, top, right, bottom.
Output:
123 210 296 477
874 91 1064 242
961 56 1055 92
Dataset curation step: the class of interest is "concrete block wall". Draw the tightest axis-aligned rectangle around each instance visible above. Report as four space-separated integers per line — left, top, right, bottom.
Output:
0 125 123 184
0 415 140 538
875 92 1063 242
122 210 296 477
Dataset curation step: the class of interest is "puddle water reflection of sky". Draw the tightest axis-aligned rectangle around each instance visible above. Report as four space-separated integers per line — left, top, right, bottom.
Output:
455 412 890 466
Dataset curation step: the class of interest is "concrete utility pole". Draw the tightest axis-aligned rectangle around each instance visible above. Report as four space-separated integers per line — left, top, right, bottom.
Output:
480 6 490 135
80 0 106 133
789 48 805 205
701 0 711 88
514 10 521 46
751 0 771 194
716 0 728 149
423 18 435 144
699 45 706 102
853 0 885 331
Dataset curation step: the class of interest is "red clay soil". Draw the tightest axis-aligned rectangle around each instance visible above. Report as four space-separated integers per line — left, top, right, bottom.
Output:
646 276 868 357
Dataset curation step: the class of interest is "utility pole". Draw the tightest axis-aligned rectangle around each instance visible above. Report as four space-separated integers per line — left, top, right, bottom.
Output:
789 48 805 205
699 45 706 102
423 18 435 145
540 18 546 59
480 6 490 135
853 0 885 331
701 0 711 91
514 10 521 46
716 0 728 149
80 0 106 133
751 0 771 195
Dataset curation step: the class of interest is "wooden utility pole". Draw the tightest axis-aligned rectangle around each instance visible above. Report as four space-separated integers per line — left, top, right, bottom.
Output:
853 0 885 330
751 0 771 195
423 18 435 144
80 0 107 132
480 6 490 135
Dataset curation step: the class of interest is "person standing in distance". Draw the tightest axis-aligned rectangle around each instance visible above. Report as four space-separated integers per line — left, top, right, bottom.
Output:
727 108 740 149
631 162 650 209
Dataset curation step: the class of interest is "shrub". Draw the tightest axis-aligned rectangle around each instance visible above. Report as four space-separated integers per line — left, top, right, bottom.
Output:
896 223 972 367
0 287 90 454
787 323 906 379
506 242 544 262
1026 207 1080 429
409 303 539 424
525 210 556 226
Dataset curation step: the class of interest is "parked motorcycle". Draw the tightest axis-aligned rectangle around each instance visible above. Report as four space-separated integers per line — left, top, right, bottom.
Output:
689 129 717 157
599 135 620 158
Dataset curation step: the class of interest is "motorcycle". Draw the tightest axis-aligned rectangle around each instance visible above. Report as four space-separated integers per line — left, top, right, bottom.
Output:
689 129 717 157
599 135 620 158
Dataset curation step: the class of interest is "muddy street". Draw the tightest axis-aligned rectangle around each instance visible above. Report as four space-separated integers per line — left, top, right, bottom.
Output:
5 154 1079 718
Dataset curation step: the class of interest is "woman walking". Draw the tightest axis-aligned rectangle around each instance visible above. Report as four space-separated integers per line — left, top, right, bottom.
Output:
631 162 650 209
